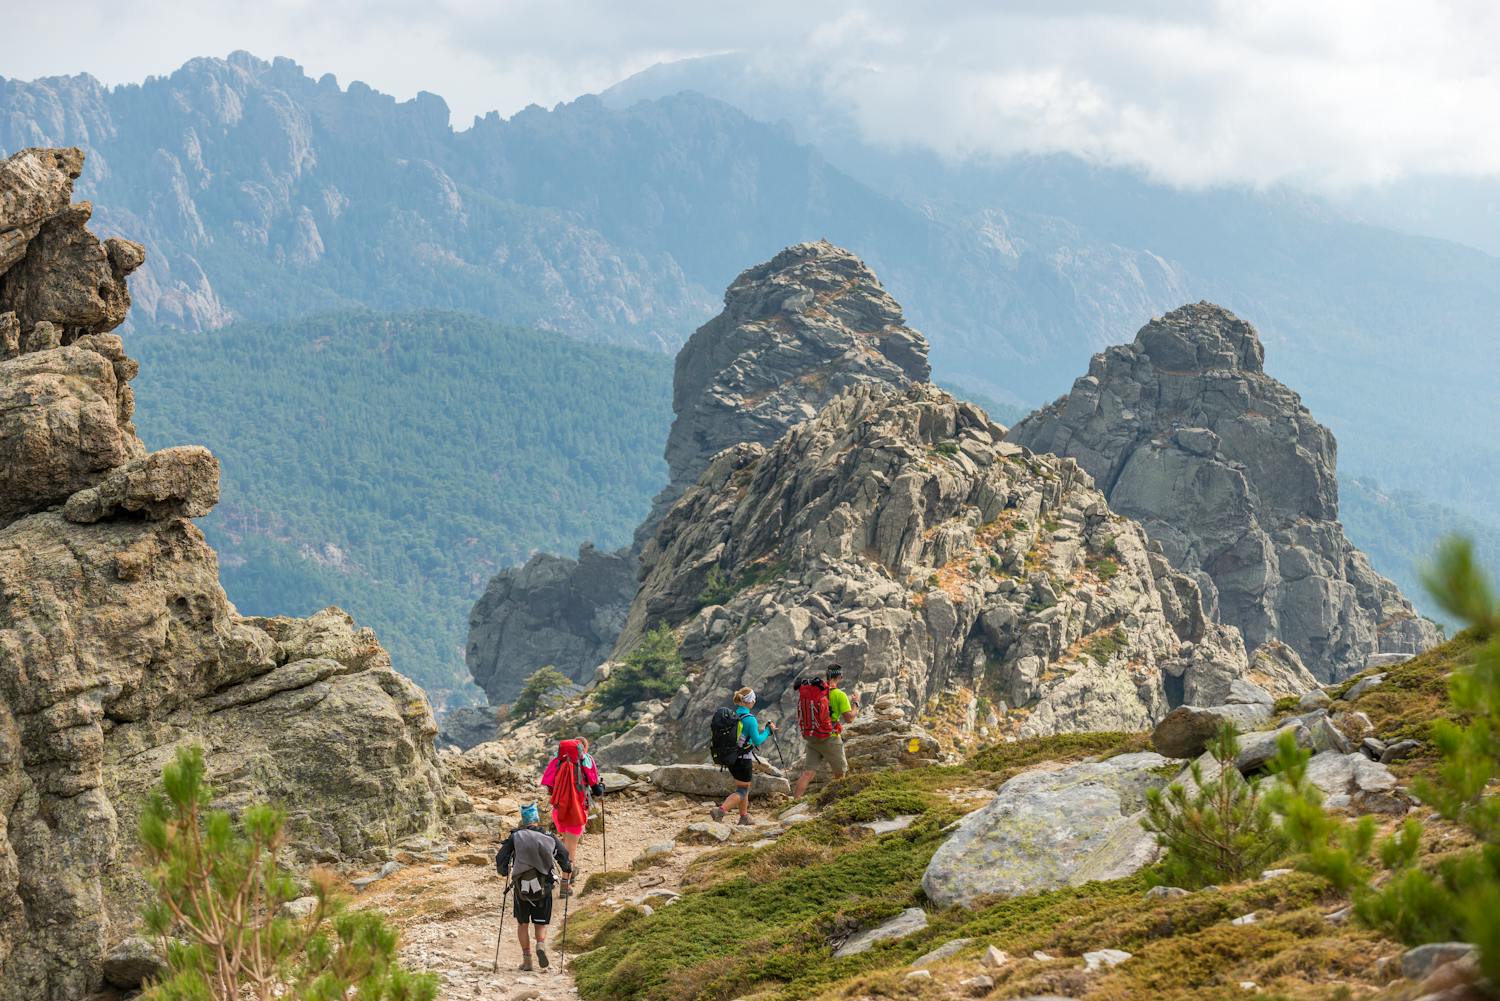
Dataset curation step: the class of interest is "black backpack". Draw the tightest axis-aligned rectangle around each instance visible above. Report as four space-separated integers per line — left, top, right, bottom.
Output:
709 706 743 767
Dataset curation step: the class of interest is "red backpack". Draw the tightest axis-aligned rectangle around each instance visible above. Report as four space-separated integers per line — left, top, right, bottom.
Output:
797 679 835 739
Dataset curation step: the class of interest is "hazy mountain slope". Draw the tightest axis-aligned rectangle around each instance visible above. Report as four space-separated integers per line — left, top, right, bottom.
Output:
604 55 1500 532
131 310 672 702
1340 477 1500 633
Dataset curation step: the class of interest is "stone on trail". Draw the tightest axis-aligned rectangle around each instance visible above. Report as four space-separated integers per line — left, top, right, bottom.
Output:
651 762 790 797
619 763 661 779
921 752 1170 908
599 771 635 793
832 907 929 957
679 820 733 844
634 841 676 865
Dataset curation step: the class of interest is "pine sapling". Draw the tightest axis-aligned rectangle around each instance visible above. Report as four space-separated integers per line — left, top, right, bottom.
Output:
137 745 438 1001
1142 722 1286 888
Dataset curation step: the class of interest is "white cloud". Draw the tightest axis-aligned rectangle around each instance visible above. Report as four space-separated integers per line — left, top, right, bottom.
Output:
5 0 1498 189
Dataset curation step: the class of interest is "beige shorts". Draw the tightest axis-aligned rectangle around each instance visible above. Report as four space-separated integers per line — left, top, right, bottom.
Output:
803 735 847 775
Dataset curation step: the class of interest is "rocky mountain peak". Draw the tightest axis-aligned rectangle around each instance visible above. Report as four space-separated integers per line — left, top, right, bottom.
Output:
1009 302 1438 680
645 239 930 543
0 149 449 999
1132 301 1265 374
468 241 933 705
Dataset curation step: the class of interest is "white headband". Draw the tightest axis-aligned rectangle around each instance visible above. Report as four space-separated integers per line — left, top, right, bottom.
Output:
742 689 757 706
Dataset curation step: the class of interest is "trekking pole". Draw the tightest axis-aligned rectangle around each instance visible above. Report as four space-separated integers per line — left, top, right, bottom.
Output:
561 870 575 968
600 799 609 872
770 724 788 770
491 882 511 973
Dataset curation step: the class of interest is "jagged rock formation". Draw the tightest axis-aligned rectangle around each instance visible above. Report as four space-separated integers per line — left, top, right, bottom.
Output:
466 543 636 703
466 242 931 700
1008 303 1439 680
639 240 930 545
597 381 1249 762
0 148 446 1000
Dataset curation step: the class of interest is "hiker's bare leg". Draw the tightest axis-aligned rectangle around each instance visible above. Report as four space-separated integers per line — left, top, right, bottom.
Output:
534 923 547 946
793 769 816 798
717 788 742 814
560 831 578 890
516 921 531 952
736 782 751 818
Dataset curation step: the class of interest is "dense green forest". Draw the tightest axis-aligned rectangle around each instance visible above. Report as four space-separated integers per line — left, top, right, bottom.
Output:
132 311 672 704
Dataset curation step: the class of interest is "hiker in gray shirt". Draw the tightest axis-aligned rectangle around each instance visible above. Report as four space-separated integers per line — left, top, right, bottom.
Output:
495 803 573 971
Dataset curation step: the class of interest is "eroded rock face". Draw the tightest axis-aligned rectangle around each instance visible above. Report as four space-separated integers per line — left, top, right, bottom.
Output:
466 543 635 702
466 242 931 699
603 381 1249 761
1008 303 1439 679
0 148 445 1000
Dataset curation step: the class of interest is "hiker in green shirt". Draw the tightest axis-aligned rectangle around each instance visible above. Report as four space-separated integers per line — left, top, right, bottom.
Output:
793 666 858 798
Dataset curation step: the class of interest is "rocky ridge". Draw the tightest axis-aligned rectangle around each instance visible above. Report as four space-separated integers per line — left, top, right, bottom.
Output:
465 241 931 704
0 148 447 1000
1008 303 1439 680
587 380 1252 762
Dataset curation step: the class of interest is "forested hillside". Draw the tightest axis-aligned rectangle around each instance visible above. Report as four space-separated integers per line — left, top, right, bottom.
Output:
131 311 671 702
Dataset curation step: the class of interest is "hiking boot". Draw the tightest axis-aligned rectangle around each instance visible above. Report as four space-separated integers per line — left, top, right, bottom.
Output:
537 946 550 969
738 815 755 826
519 955 534 972
709 806 726 822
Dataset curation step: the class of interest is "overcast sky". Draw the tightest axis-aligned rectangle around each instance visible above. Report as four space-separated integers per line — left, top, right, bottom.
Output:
7 0 1499 190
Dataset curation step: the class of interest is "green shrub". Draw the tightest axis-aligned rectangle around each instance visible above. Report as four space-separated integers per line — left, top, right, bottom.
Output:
1093 557 1120 581
137 746 437 1001
696 566 737 607
596 625 686 711
933 441 959 457
1143 723 1286 888
1270 537 1500 980
511 664 572 720
1084 626 1129 663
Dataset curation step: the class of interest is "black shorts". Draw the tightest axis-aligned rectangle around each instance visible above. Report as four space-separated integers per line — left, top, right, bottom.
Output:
728 755 754 783
513 892 554 925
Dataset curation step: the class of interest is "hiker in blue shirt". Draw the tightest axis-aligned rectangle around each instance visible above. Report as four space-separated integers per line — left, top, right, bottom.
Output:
710 687 775 826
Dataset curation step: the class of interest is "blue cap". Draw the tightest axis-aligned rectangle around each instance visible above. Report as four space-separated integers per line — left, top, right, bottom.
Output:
520 803 540 825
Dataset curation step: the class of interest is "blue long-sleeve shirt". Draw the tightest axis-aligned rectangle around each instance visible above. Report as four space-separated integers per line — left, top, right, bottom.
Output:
735 706 770 748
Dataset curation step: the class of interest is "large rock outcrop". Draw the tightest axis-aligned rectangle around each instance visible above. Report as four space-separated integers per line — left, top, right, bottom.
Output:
1008 303 1439 680
639 240 931 545
466 543 636 703
465 241 931 701
0 148 446 1000
597 381 1248 762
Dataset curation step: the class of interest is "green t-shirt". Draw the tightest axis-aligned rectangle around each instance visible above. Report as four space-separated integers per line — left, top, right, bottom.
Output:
827 688 853 732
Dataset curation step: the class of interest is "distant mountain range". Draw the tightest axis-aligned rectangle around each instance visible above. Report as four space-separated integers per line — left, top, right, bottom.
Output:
5 51 1497 692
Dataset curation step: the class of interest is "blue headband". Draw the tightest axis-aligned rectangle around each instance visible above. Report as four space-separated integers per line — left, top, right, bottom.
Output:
520 803 540 825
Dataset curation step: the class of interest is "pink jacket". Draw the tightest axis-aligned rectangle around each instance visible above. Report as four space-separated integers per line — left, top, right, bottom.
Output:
541 752 600 791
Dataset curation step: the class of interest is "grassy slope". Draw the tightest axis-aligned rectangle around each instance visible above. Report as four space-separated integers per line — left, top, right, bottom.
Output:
131 310 673 703
569 637 1483 1001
